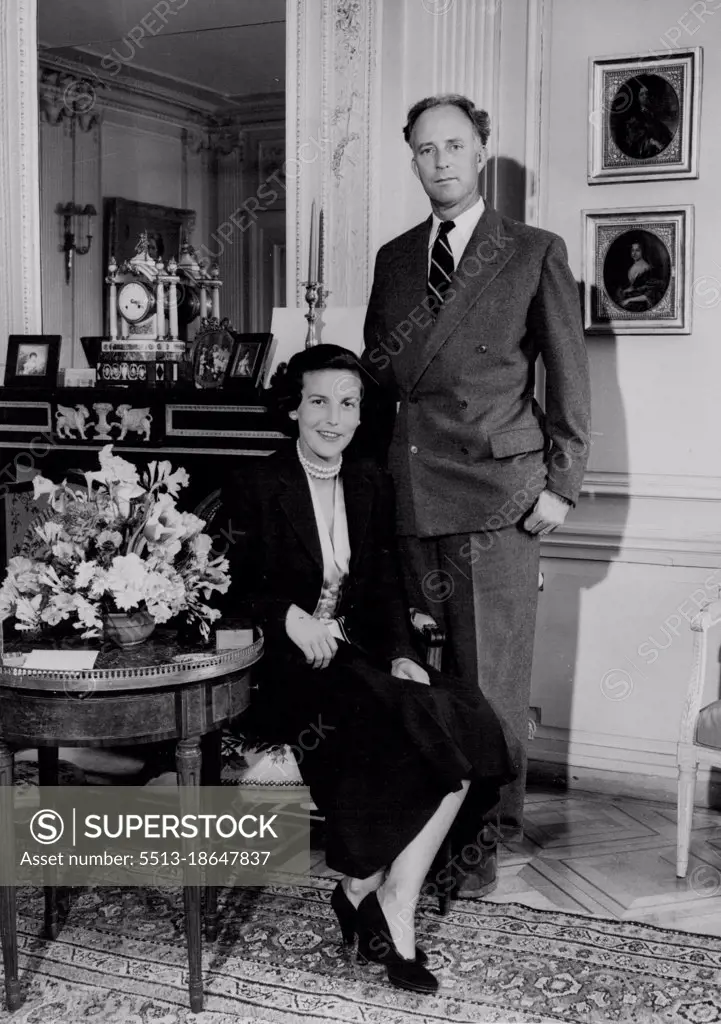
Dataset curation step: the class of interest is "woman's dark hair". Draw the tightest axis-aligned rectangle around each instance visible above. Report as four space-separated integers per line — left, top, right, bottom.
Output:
268 344 365 433
403 94 490 148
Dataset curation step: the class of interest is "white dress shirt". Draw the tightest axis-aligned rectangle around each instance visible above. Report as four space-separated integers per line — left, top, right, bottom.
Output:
427 195 486 272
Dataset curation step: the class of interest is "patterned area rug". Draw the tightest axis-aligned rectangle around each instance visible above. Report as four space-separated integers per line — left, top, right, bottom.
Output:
6 878 721 1023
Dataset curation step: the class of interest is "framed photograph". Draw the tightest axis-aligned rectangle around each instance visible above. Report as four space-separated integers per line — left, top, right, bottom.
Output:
4 335 62 387
103 197 196 269
191 320 235 390
226 333 273 390
583 206 693 334
588 48 702 183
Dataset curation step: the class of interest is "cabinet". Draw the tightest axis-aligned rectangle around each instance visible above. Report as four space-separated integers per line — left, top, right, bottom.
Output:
0 385 291 561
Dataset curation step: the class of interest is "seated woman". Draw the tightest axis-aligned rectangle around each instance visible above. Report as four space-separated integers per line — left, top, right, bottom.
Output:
222 344 514 995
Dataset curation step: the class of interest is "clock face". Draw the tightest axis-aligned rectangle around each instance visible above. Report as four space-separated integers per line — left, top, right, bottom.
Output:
118 281 155 323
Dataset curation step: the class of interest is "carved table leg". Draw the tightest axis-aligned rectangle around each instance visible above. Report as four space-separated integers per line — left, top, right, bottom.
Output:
201 732 222 943
0 740 21 1010
177 737 203 1013
38 747 59 939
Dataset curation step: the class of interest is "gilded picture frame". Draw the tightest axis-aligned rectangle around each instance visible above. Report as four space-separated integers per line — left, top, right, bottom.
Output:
588 48 702 184
582 206 694 335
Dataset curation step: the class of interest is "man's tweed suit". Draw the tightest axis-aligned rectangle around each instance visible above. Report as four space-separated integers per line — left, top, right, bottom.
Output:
362 203 591 838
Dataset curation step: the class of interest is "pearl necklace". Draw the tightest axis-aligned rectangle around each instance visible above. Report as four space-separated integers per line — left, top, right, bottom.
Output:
296 439 342 479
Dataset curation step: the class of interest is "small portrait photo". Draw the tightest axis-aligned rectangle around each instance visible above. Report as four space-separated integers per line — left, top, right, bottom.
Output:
16 344 48 377
5 335 61 387
588 49 701 183
225 333 272 390
583 206 693 335
230 341 261 379
191 325 235 390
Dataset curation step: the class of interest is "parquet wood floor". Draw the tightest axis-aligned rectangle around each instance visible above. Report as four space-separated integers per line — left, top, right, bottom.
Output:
311 784 721 937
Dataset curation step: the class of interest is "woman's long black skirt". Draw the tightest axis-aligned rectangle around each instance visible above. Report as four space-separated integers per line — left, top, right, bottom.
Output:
245 642 515 878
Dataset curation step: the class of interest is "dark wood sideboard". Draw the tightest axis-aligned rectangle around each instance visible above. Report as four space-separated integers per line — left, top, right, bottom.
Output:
0 385 292 562
0 385 291 481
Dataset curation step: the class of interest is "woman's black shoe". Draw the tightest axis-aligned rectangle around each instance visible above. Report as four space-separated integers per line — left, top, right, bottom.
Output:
356 892 438 994
330 883 428 965
330 881 357 945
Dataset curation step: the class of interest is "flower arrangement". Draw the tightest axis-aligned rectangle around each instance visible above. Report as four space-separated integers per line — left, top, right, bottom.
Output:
0 446 230 640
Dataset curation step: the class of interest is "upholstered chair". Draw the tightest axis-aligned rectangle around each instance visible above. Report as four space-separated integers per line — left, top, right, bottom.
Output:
676 597 721 877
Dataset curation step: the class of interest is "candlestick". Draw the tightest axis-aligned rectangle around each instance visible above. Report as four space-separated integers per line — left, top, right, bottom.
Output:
308 199 316 283
304 281 321 347
318 207 324 288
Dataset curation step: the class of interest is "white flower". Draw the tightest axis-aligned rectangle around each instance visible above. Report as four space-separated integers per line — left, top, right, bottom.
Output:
85 446 145 517
73 594 103 631
74 561 98 589
14 593 43 628
164 465 190 497
98 445 141 486
32 474 57 500
179 511 205 539
0 580 18 621
51 541 82 563
104 553 148 610
189 533 213 566
34 521 63 546
113 481 146 519
4 557 42 595
40 592 75 625
142 495 188 557
96 530 123 549
33 475 68 513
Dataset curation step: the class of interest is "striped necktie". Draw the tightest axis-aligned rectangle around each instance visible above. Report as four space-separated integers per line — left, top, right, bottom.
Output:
427 220 456 315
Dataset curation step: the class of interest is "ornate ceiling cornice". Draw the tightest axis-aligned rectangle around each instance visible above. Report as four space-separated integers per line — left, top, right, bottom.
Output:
38 66 104 131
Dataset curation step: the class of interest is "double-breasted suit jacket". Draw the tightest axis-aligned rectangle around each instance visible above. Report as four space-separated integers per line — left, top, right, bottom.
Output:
363 204 591 538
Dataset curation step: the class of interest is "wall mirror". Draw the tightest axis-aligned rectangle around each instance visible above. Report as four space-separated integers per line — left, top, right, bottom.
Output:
37 0 286 369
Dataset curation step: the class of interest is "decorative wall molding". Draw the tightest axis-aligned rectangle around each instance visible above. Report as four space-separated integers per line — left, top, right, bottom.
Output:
524 0 553 227
216 147 247 331
287 0 504 306
541 470 721 567
322 0 380 305
185 126 248 159
0 0 42 347
582 470 721 502
39 54 217 129
545 523 721 568
287 0 381 307
38 67 104 131
432 0 501 206
528 725 717 804
286 0 307 306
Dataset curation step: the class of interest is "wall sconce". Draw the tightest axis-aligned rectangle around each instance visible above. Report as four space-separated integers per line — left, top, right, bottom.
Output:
57 202 97 284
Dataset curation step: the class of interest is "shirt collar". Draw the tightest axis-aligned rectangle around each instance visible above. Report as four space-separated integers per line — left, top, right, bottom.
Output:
429 194 485 248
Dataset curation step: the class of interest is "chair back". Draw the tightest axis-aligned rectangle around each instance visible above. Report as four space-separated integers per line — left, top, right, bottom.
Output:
0 480 40 568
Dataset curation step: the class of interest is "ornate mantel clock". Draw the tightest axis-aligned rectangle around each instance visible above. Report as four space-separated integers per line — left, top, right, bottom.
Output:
102 233 222 386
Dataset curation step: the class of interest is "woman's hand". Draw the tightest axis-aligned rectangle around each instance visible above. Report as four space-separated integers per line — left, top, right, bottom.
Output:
391 657 430 685
285 604 338 669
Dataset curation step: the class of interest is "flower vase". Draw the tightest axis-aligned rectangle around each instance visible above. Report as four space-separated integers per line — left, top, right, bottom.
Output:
104 609 156 648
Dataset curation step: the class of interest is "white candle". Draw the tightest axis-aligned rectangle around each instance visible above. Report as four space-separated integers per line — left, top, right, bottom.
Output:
308 199 316 283
318 207 324 287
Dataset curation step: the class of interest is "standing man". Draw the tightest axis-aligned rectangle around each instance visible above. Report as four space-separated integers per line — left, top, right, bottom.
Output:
362 94 590 897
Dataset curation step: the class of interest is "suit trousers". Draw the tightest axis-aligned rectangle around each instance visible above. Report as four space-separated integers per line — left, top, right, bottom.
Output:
400 523 540 841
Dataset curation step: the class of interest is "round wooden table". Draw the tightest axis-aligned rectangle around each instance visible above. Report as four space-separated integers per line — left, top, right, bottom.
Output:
0 629 262 1014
